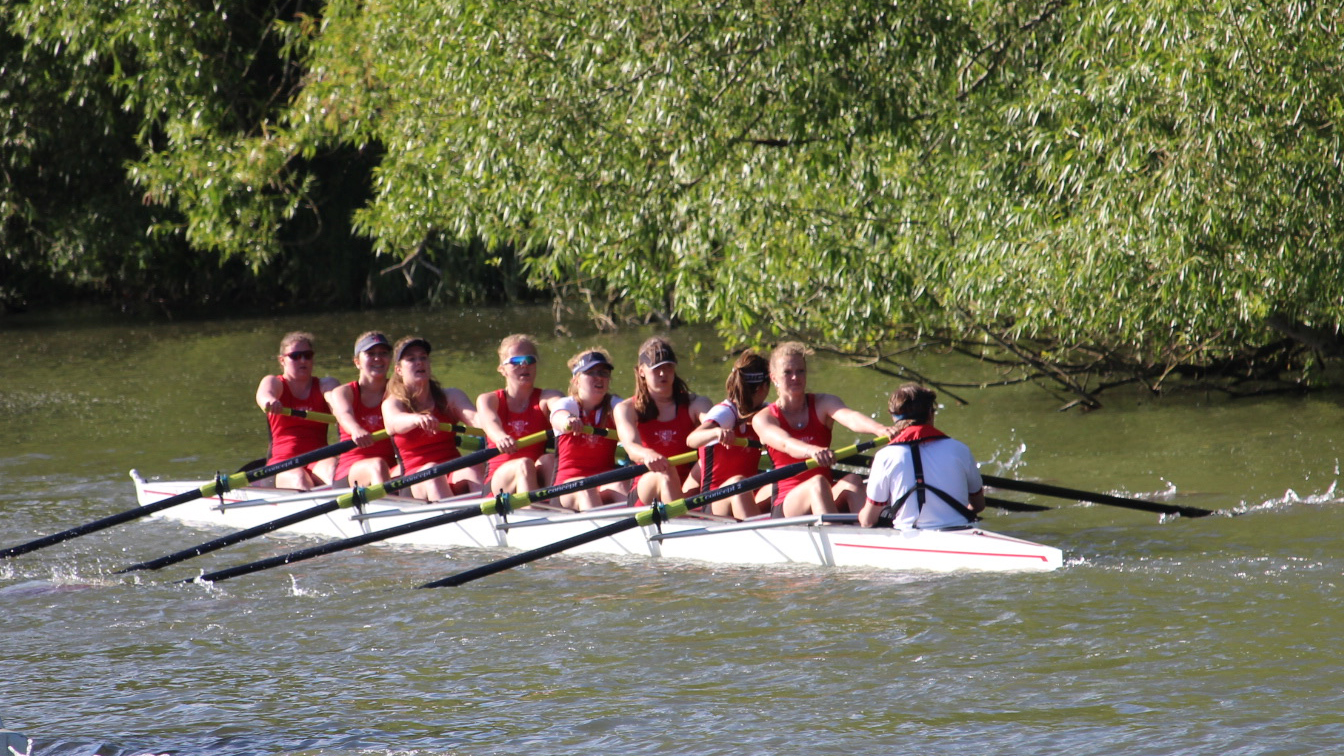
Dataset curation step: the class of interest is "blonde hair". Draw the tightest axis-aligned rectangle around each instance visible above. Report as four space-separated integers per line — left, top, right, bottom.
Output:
497 333 538 363
769 341 813 371
278 331 315 356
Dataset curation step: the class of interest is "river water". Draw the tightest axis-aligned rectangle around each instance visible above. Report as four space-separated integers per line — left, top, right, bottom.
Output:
2 305 1342 756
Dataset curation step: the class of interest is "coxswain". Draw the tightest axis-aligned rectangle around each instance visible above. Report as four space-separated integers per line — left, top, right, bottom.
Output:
859 383 985 529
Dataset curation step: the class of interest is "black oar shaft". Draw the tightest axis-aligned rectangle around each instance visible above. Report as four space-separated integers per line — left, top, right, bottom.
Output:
188 451 683 583
420 517 643 588
117 501 343 572
422 438 890 588
981 475 1213 517
186 505 486 584
122 435 531 574
0 437 367 559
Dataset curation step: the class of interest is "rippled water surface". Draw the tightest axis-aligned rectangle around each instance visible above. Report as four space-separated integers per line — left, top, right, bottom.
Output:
3 306 1343 755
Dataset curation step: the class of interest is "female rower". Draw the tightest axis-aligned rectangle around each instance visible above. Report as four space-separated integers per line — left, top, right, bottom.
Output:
327 331 399 488
475 334 563 494
753 341 898 518
859 384 985 529
615 336 711 507
256 331 340 490
686 350 771 520
382 336 482 501
549 348 628 511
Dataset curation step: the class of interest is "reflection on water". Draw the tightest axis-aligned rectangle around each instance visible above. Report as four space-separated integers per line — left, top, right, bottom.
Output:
3 305 1344 756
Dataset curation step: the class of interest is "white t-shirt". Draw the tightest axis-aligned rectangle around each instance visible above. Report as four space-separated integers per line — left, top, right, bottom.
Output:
866 438 982 530
551 395 623 422
700 401 739 446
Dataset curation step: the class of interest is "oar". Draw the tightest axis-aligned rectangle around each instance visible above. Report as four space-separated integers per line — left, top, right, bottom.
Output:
981 474 1215 518
181 450 699 584
983 496 1051 513
0 433 384 560
115 429 550 573
420 436 892 588
278 408 484 443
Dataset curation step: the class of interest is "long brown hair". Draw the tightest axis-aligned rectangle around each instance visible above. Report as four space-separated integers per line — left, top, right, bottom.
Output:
386 336 449 415
632 336 692 423
725 350 770 420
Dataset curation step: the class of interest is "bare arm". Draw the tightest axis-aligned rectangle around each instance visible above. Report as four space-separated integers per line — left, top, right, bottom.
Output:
256 375 285 413
614 399 669 473
817 393 897 438
474 391 516 454
327 383 374 447
382 397 437 435
752 407 835 467
445 387 478 428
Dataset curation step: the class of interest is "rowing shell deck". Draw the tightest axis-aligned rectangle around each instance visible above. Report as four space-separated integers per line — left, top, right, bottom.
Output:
130 471 1064 574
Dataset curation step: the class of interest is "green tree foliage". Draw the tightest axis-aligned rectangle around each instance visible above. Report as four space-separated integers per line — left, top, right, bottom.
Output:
5 0 1343 402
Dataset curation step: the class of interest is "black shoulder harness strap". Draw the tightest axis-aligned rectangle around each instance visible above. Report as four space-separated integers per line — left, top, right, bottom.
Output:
876 441 978 528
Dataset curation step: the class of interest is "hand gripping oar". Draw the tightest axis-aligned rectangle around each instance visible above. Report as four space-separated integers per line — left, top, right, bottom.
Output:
278 408 484 448
116 429 550 573
0 433 384 560
420 436 892 588
182 449 701 584
980 475 1215 518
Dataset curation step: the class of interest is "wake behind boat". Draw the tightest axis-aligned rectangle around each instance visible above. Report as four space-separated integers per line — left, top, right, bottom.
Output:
129 470 1064 574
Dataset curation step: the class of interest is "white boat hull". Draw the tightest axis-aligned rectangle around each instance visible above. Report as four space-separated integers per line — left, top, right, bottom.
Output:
129 471 1064 574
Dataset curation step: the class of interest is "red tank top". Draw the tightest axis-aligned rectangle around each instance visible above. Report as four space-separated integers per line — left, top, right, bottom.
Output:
265 377 331 465
637 401 697 480
393 406 460 473
697 401 763 490
765 394 832 502
334 381 395 481
486 388 549 478
553 398 618 483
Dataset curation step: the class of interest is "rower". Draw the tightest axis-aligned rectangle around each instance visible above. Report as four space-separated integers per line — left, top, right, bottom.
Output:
859 383 986 529
256 331 341 490
686 350 772 520
549 348 629 511
327 331 399 488
382 336 483 500
753 341 899 518
475 334 563 495
615 337 711 508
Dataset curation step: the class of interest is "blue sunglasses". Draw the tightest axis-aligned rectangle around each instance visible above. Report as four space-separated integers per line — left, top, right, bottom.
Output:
504 355 538 367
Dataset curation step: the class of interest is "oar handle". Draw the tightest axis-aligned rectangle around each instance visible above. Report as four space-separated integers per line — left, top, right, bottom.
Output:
577 425 760 448
276 408 482 437
653 437 891 523
364 429 551 503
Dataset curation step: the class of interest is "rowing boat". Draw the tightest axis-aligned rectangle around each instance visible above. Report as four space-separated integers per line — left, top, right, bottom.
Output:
128 470 1064 574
